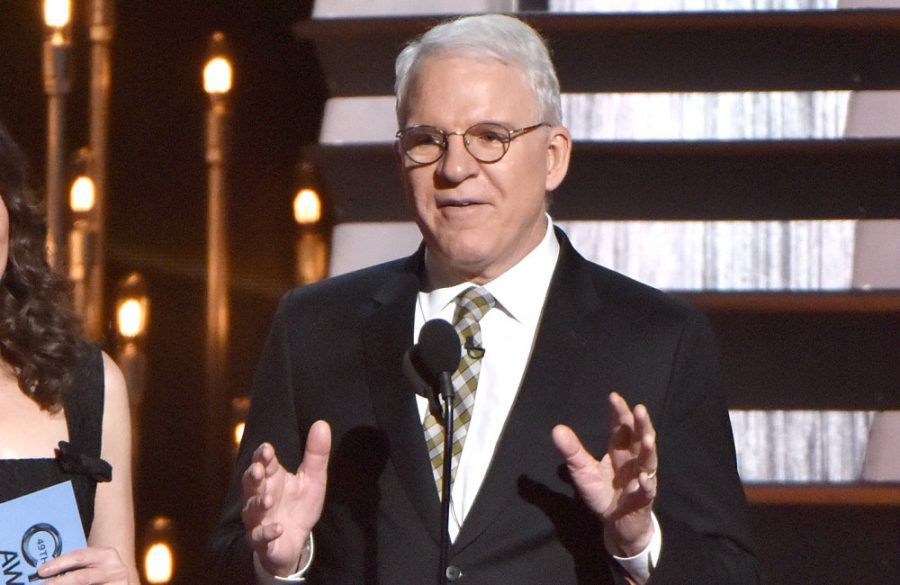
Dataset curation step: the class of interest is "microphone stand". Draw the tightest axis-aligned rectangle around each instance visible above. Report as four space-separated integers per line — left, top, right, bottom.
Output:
438 370 454 585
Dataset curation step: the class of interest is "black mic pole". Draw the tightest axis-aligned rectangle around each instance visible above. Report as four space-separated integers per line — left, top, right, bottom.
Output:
438 370 454 585
400 318 461 585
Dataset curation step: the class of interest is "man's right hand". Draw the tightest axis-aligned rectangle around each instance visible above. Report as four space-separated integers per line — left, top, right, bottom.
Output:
241 420 331 577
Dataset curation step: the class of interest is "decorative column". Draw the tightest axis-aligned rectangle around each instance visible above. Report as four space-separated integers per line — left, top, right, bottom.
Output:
42 0 73 269
202 31 233 520
84 0 114 340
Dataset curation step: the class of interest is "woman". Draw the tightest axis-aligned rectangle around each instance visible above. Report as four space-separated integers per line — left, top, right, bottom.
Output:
0 122 139 584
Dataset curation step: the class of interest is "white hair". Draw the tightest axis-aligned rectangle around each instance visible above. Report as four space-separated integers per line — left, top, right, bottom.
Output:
394 14 562 126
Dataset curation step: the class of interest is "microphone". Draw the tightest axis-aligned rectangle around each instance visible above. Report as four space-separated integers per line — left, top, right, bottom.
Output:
464 335 485 359
401 319 460 585
403 319 461 413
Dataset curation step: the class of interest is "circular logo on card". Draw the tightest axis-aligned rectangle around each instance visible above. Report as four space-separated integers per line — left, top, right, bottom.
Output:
21 523 63 567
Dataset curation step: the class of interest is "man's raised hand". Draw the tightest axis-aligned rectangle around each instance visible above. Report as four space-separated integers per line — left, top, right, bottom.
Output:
241 420 331 577
552 392 658 557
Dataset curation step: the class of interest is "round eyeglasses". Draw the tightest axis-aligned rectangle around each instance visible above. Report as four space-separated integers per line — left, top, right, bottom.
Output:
396 122 549 165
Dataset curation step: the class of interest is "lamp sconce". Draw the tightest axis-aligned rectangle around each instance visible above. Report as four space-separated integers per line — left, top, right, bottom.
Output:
68 148 96 321
114 273 149 415
115 272 149 342
293 161 331 286
142 516 175 584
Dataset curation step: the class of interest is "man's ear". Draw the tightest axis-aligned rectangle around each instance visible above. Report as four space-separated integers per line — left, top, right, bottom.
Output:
544 125 572 192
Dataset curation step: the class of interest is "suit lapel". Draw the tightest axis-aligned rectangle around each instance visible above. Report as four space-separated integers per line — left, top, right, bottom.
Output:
362 250 444 545
452 233 606 551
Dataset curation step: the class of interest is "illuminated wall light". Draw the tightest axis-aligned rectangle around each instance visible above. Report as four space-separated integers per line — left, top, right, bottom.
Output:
293 188 322 225
115 273 148 340
43 0 71 29
143 543 174 584
292 166 329 285
70 175 96 213
117 299 146 339
142 516 174 584
203 56 233 95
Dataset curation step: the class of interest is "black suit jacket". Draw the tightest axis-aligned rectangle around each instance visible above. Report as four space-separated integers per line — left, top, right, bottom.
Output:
211 230 762 584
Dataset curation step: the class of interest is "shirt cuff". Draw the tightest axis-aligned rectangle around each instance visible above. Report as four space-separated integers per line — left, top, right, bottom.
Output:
610 512 661 585
253 533 314 584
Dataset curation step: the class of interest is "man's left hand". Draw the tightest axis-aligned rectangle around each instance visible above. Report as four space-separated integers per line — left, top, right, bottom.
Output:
552 391 658 557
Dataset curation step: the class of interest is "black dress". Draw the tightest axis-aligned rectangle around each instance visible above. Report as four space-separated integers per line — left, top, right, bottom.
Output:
0 345 107 537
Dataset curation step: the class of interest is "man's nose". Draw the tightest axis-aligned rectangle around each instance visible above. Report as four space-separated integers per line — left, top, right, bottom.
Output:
438 133 479 182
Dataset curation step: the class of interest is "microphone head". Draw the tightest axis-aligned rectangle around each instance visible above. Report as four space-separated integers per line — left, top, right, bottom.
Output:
413 318 461 381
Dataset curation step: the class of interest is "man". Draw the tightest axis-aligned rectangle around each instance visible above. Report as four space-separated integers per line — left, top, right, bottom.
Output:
212 14 761 584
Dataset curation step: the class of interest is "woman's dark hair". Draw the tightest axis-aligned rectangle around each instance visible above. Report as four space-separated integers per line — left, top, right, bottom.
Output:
0 121 83 411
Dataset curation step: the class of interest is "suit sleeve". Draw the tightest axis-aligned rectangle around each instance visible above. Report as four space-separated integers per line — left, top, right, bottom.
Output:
649 312 764 584
210 292 305 585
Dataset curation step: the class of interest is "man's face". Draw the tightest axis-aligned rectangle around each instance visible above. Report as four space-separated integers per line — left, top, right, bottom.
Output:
397 54 570 286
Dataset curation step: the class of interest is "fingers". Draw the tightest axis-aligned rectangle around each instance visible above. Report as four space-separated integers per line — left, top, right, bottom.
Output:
44 568 129 585
253 442 283 479
248 520 285 546
633 403 658 479
637 468 658 498
552 424 588 464
242 483 273 527
606 463 657 524
39 549 89 576
608 392 635 431
242 443 276 494
243 492 286 555
607 393 659 482
38 547 128 583
241 442 286 536
607 392 636 451
619 470 658 514
298 420 331 481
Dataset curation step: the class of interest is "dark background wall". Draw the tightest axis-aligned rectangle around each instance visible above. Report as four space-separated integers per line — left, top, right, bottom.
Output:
0 2 325 582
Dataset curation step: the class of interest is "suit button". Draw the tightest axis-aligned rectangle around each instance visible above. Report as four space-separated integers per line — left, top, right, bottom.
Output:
445 565 462 581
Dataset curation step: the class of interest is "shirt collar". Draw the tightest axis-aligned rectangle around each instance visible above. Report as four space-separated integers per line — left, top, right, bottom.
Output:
420 216 560 326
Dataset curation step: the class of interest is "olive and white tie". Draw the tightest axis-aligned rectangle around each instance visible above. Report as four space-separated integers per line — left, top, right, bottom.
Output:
422 286 496 500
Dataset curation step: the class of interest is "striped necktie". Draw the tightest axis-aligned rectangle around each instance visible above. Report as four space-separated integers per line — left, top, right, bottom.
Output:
422 286 496 499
